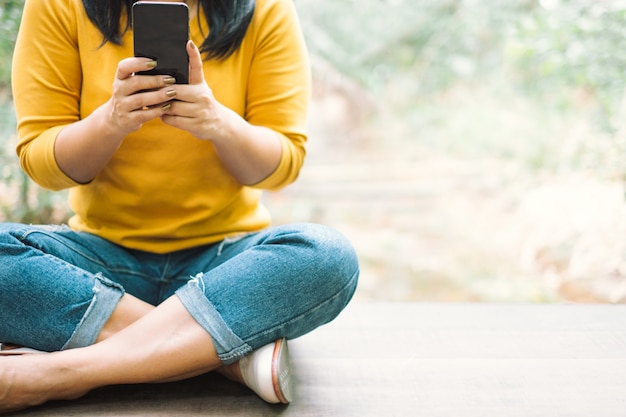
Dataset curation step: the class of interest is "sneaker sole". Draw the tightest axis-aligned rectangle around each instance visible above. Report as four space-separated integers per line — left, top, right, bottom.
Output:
271 338 292 404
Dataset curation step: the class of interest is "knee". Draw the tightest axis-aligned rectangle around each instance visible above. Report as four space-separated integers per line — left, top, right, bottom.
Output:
274 222 360 295
309 223 359 274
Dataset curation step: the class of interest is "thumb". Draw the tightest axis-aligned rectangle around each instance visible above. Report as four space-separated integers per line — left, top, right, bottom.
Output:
187 40 205 85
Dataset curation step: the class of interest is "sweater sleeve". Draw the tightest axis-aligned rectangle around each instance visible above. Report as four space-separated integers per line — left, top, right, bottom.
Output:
244 0 312 191
12 0 83 191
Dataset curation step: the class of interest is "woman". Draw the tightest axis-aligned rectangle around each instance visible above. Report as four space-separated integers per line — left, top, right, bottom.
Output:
0 0 359 412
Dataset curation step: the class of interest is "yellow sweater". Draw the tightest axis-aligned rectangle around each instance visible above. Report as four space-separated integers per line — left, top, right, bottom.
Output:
12 0 311 253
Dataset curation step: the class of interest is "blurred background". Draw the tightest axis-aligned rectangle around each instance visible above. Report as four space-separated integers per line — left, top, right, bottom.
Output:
2 0 626 303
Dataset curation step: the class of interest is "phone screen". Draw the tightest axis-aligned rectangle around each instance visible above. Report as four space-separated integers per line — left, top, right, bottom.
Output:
132 1 189 84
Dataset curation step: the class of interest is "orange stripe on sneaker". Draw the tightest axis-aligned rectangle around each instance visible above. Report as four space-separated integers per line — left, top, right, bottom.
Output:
271 339 289 404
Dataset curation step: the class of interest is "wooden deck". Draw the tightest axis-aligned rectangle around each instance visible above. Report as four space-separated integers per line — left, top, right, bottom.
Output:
7 302 626 416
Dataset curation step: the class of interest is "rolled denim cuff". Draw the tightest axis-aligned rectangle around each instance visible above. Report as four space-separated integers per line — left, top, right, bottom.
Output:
176 276 252 364
62 274 124 350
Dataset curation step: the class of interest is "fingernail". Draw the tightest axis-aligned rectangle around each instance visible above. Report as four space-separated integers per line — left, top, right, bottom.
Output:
164 76 176 85
146 60 157 69
165 89 176 98
161 103 172 112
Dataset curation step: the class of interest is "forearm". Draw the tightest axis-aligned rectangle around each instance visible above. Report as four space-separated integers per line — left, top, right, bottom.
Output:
209 104 283 186
54 102 126 184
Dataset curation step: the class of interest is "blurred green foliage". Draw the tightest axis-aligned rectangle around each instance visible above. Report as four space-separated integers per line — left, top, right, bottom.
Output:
298 0 532 92
1 0 626 223
297 0 626 124
511 2 626 129
0 0 23 86
0 0 69 223
296 0 626 176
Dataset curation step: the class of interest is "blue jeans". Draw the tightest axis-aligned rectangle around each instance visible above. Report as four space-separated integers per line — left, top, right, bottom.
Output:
0 222 359 364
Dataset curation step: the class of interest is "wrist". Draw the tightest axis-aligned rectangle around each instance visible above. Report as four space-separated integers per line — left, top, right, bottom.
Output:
100 101 132 140
202 102 240 144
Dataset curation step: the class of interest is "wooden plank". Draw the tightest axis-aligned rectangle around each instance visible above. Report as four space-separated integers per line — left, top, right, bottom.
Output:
6 303 626 416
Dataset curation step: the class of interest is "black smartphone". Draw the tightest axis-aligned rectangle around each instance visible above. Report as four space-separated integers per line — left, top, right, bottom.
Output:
132 1 189 84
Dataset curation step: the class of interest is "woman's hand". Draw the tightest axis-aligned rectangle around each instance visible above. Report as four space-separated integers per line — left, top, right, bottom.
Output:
107 57 179 136
159 41 225 141
53 57 178 183
159 41 284 185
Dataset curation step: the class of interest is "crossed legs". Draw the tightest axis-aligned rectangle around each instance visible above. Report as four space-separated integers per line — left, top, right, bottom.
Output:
0 223 359 413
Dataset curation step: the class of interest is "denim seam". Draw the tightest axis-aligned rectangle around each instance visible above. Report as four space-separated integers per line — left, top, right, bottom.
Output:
17 229 155 281
158 253 174 282
19 229 110 271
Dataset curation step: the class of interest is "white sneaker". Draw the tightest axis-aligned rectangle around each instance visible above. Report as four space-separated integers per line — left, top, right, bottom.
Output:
238 338 292 404
0 343 47 355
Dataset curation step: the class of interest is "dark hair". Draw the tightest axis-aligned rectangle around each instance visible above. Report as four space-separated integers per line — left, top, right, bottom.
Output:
82 0 255 60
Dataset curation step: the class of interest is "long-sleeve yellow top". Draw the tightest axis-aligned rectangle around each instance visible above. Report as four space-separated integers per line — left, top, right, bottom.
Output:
12 0 311 253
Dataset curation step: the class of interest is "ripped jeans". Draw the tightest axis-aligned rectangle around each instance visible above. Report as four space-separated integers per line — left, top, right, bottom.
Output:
0 222 359 364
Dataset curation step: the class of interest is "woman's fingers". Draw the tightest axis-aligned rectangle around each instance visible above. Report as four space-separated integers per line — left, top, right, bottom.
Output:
120 43 212 136
115 56 179 98
187 40 205 85
109 57 181 133
115 57 156 81
110 92 175 133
